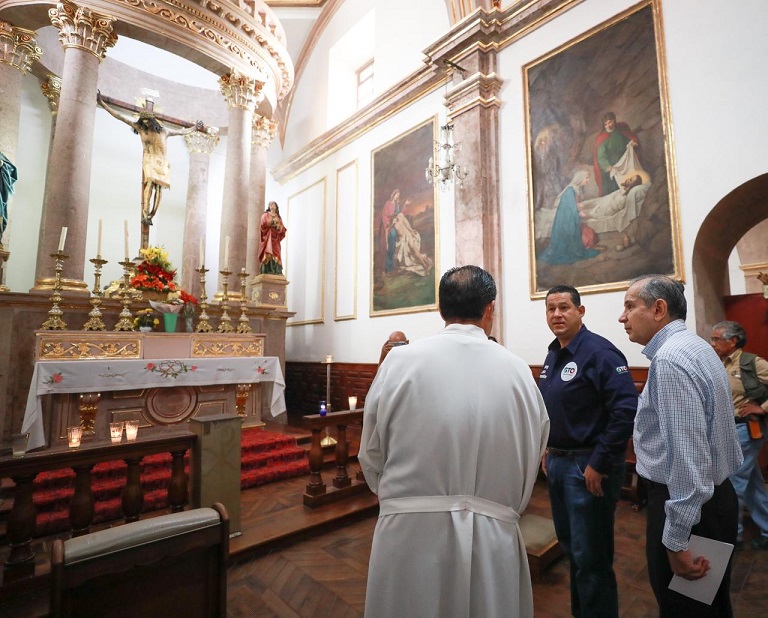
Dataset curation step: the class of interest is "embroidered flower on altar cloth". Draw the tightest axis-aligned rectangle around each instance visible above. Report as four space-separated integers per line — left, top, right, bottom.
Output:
145 360 197 379
257 366 268 375
44 372 64 385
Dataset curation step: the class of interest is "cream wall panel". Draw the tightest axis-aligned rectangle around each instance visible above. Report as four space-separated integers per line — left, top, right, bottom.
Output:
334 160 358 320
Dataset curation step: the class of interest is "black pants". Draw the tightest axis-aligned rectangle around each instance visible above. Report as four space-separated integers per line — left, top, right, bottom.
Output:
646 479 737 617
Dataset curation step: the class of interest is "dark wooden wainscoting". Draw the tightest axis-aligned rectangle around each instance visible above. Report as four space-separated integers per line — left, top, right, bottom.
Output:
285 362 379 419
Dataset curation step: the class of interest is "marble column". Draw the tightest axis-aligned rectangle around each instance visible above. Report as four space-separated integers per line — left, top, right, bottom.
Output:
444 51 504 339
218 71 263 293
32 75 63 287
246 115 277 291
35 1 116 292
0 21 42 251
182 128 220 301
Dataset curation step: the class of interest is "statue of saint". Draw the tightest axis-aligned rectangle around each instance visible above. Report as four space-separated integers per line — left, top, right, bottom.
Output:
259 201 287 275
0 152 18 249
97 92 202 230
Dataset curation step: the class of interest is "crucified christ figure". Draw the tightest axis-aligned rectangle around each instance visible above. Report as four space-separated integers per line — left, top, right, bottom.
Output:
97 92 203 243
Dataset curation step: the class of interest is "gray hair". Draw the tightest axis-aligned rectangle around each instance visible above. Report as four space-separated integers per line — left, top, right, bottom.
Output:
630 274 687 321
712 320 747 348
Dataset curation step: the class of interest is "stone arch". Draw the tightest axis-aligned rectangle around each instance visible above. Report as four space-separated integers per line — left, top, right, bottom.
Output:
691 172 768 336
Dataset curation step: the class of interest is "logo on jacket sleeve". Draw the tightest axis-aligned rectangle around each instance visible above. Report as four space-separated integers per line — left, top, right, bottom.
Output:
560 362 578 382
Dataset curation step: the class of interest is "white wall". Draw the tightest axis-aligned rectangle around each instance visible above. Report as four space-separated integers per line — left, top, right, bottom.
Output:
276 0 768 367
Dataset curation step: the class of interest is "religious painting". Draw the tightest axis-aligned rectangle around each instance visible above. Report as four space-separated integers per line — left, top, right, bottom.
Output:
524 0 682 298
371 118 438 315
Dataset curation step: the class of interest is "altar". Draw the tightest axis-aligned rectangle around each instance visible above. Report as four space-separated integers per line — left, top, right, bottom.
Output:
22 332 286 451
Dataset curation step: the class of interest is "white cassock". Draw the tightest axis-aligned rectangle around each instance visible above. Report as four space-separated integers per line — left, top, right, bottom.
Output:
359 324 550 618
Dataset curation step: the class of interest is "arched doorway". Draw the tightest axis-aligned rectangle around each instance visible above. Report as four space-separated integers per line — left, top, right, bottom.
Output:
692 172 768 341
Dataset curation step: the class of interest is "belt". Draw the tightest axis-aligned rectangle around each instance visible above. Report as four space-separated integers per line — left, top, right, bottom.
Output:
547 447 593 457
378 495 520 526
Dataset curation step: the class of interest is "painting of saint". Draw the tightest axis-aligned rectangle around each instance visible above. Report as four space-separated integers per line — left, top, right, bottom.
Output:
525 0 682 297
371 119 438 315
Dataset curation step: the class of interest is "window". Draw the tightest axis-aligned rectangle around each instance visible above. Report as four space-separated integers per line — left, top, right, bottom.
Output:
356 59 374 109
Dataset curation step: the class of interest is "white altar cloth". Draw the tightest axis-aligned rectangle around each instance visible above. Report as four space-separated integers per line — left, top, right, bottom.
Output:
22 356 286 451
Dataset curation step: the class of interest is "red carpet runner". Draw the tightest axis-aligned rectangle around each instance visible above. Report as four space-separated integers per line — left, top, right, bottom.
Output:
32 428 309 536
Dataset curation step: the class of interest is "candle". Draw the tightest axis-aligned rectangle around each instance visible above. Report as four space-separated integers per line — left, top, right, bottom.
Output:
224 236 230 270
319 401 327 416
58 227 68 252
124 220 130 260
125 420 139 441
109 421 123 444
199 238 204 268
348 396 357 411
67 426 82 449
97 219 103 257
325 355 333 364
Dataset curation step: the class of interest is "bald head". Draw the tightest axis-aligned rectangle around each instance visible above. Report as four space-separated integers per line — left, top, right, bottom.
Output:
388 331 407 344
379 331 409 364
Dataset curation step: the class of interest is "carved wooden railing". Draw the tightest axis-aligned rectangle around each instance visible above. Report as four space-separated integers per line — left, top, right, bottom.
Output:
0 432 196 568
301 410 368 507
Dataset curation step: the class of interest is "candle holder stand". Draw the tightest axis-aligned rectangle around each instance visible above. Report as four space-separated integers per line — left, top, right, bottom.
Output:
217 268 235 333
41 251 69 330
113 260 136 331
236 270 252 334
195 266 213 332
83 256 108 331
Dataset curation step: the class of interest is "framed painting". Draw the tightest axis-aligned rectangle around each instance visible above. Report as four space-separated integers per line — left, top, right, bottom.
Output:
371 118 438 315
524 0 682 298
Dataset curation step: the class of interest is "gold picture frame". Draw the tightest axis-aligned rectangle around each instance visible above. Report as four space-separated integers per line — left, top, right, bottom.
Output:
370 118 439 316
524 0 682 298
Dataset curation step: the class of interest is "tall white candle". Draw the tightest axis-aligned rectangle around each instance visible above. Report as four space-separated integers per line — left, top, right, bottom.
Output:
97 219 103 257
124 220 129 260
199 238 204 268
58 227 68 253
224 236 230 270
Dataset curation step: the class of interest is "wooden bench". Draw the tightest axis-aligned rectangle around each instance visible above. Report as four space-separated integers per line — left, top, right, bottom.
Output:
50 503 229 617
520 513 563 581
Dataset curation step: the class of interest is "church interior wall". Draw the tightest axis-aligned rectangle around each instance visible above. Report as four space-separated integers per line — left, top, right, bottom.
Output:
273 0 768 368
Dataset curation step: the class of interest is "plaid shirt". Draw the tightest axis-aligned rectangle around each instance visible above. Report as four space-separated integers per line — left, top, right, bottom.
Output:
634 320 742 551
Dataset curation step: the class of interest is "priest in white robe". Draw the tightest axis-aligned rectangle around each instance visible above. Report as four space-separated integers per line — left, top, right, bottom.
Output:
359 265 550 618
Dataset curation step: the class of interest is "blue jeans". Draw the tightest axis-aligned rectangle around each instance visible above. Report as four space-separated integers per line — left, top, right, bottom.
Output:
546 453 624 618
730 422 768 539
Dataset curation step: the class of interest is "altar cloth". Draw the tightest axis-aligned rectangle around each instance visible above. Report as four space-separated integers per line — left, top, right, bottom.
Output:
22 356 286 451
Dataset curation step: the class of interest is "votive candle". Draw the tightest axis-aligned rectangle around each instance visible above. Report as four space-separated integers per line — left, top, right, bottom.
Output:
67 426 82 449
125 420 139 441
348 396 357 411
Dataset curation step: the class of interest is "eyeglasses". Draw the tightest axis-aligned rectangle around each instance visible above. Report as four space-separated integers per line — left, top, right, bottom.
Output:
710 336 729 343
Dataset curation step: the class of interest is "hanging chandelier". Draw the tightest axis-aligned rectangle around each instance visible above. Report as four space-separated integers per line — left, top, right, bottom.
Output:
426 63 469 191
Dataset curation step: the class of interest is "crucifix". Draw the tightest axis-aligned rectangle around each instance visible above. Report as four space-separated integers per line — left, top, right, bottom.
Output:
96 92 203 250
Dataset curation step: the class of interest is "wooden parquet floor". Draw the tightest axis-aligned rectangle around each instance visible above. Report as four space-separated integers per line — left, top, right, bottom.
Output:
227 476 768 618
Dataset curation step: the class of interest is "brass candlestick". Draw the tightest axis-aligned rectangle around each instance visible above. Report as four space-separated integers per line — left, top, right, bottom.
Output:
217 268 235 333
236 269 252 334
41 251 68 330
83 256 108 331
195 266 213 332
113 259 136 331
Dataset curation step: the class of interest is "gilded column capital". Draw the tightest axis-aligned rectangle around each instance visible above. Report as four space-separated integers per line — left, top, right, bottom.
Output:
0 21 43 75
40 75 63 114
185 128 221 155
219 70 265 111
49 0 117 60
252 114 278 148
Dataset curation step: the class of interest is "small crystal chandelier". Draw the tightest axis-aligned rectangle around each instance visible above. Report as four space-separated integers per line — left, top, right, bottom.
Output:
426 64 469 191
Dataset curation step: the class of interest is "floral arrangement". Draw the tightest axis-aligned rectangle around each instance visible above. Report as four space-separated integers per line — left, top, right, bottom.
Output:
134 308 159 330
130 246 178 295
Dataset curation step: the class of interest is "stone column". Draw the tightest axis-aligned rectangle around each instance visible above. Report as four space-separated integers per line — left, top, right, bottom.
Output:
444 51 504 338
0 21 42 251
182 128 220 301
35 1 116 292
32 75 64 286
218 71 263 293
246 115 277 290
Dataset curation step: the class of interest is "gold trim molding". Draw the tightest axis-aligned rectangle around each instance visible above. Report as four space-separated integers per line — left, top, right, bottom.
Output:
0 20 42 74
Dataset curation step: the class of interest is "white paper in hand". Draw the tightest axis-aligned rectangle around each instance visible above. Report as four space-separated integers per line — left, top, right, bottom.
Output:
668 534 734 605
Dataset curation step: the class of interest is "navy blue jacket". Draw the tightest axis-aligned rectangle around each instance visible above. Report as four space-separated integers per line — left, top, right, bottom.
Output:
538 325 638 474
